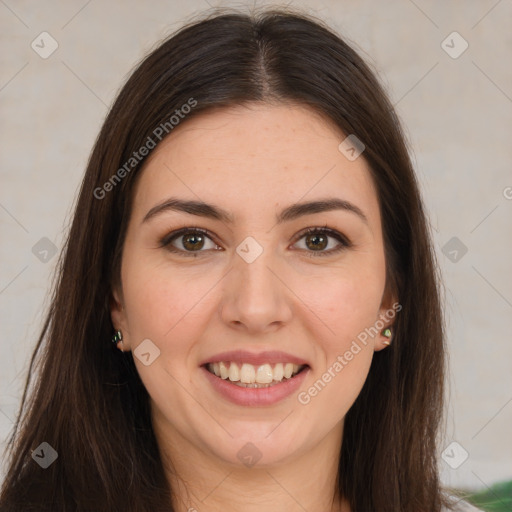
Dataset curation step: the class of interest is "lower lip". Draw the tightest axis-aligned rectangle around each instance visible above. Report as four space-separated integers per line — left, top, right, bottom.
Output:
201 365 310 406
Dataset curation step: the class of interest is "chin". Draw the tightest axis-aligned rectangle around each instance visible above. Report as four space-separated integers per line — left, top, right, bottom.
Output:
204 430 306 469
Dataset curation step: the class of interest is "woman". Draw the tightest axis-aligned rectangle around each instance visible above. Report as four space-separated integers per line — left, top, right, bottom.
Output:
0 7 482 512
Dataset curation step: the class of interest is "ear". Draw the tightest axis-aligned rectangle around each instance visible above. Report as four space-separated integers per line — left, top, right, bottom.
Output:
110 285 131 351
374 287 400 352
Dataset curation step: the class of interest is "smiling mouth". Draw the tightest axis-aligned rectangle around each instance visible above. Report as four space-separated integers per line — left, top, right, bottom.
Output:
204 361 308 388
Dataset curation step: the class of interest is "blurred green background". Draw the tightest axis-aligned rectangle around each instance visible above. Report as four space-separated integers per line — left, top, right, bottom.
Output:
453 480 512 511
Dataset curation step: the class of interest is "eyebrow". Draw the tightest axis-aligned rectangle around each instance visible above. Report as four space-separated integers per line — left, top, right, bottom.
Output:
142 197 368 225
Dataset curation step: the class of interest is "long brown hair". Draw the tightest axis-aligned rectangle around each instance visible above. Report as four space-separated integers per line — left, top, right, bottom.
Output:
1 7 451 511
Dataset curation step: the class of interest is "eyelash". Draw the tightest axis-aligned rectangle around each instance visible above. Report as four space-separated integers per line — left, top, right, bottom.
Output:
158 225 352 258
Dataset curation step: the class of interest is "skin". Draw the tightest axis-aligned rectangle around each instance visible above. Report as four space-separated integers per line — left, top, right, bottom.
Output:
111 102 396 512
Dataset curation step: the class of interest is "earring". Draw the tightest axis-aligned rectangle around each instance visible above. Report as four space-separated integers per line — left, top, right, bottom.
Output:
112 330 124 351
382 327 392 346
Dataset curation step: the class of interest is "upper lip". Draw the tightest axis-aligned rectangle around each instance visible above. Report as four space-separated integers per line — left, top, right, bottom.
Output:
200 350 310 367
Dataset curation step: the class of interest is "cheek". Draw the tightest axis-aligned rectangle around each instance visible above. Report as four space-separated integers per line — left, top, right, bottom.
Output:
298 341 373 432
293 261 384 412
122 257 213 343
120 260 213 405
298 259 386 344
295 283 378 424
319 281 379 370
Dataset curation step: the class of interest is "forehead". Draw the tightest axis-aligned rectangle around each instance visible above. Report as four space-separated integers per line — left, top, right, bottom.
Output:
132 103 379 226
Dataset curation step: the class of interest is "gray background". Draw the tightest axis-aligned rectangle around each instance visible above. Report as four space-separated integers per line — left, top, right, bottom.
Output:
1 0 511 491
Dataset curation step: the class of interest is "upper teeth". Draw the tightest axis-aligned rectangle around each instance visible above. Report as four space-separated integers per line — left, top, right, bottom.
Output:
207 362 302 384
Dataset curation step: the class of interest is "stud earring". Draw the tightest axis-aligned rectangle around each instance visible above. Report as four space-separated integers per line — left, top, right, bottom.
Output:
112 330 124 351
382 327 392 346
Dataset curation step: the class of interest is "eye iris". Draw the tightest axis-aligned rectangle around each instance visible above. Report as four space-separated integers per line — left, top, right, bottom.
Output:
183 233 204 251
306 233 327 251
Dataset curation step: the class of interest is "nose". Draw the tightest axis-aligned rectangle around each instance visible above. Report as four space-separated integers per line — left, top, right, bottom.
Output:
219 246 293 334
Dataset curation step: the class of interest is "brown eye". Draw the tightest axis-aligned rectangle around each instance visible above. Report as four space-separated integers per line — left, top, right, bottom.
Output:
160 228 220 256
293 227 351 257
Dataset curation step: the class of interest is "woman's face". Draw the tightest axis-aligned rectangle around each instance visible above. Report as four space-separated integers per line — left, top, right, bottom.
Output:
111 103 394 469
